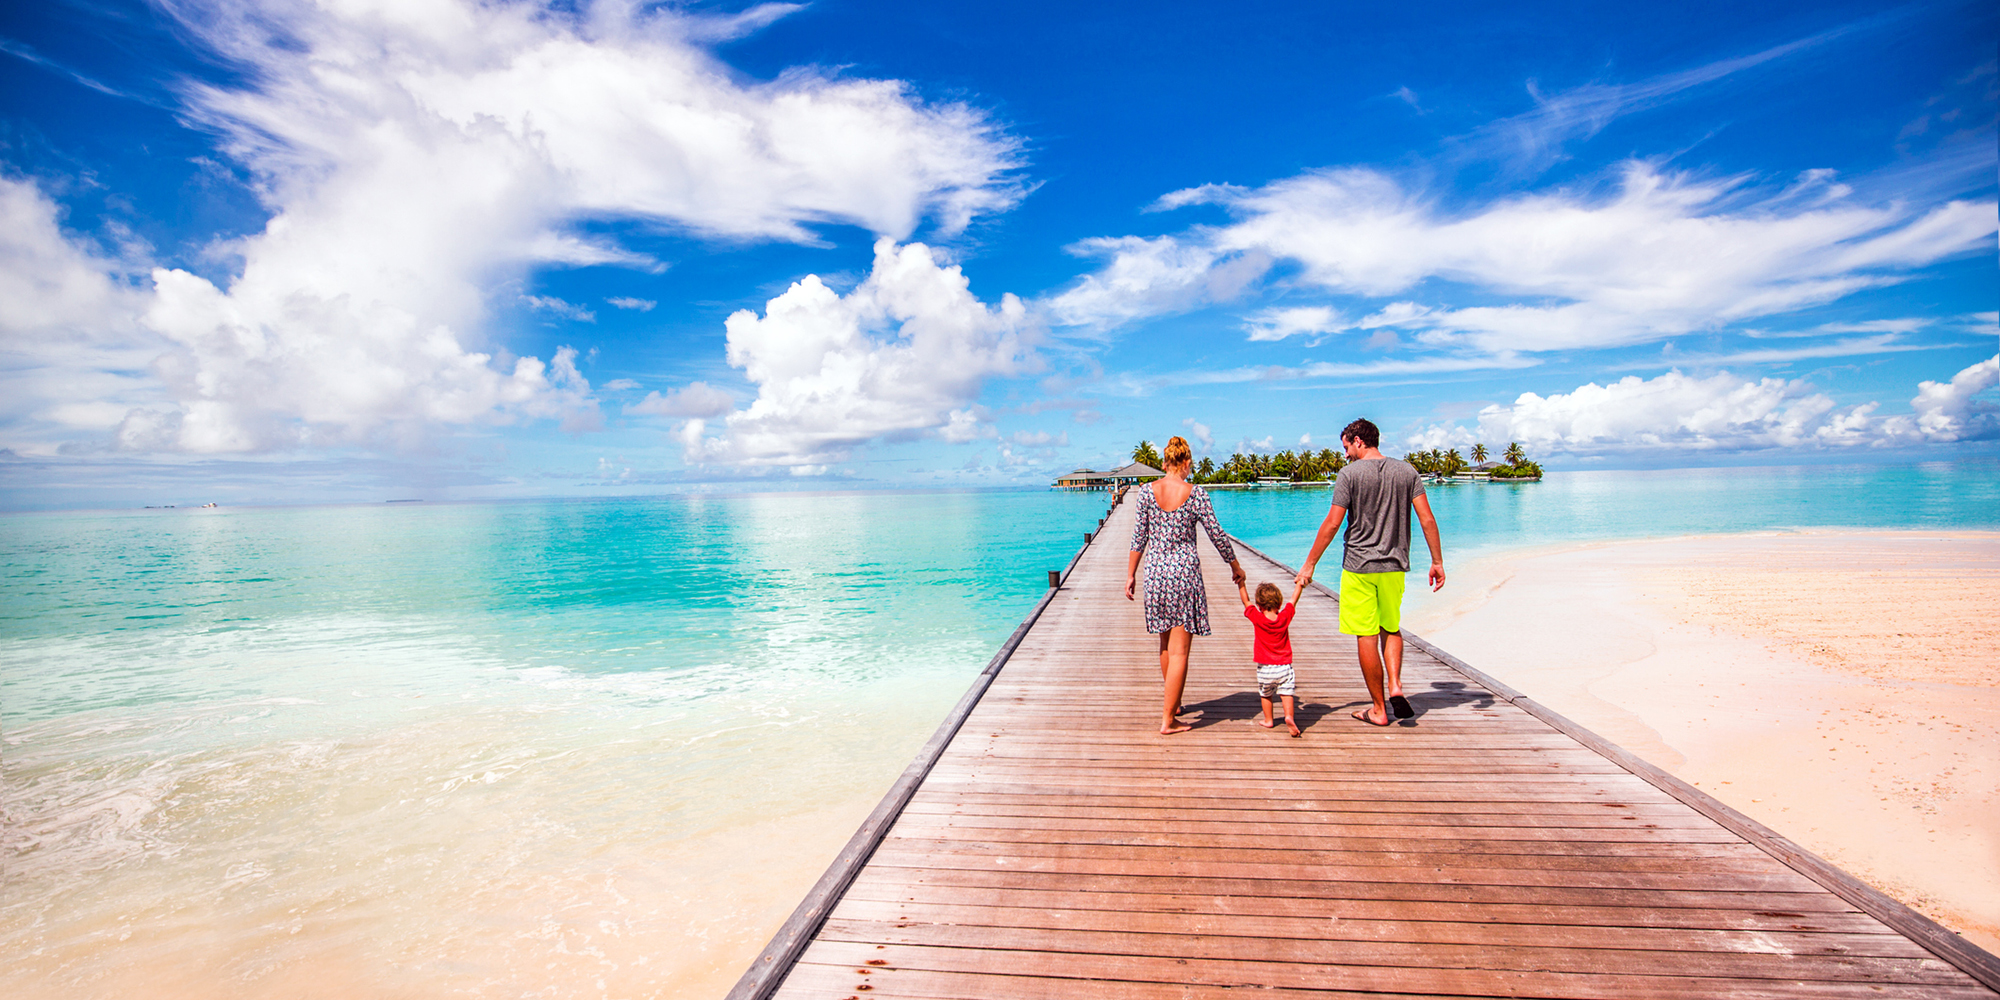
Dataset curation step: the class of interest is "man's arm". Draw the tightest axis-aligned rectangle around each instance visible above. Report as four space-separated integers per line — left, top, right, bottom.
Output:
1295 503 1347 590
1412 493 1445 592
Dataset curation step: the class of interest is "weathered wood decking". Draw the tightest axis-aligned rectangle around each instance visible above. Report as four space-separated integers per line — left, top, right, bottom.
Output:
732 493 2000 999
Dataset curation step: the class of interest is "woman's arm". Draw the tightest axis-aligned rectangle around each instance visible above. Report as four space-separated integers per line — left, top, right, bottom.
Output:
1126 500 1150 601
1192 491 1247 587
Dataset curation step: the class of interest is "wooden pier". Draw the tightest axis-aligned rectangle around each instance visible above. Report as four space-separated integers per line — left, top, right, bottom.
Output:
731 493 2000 999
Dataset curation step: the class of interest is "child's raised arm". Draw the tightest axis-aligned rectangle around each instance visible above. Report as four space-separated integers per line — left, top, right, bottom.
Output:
1236 580 1252 608
1289 577 1308 607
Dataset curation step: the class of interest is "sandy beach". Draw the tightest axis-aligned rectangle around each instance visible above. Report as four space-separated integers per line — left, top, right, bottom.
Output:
1409 529 2000 956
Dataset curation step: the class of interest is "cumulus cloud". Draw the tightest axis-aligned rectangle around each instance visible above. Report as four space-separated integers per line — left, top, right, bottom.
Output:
0 178 172 445
1404 355 2000 456
681 238 1037 468
7 0 1023 455
1890 356 1999 442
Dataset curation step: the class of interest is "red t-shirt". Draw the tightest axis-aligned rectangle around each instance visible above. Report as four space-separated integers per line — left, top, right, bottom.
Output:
1244 603 1295 664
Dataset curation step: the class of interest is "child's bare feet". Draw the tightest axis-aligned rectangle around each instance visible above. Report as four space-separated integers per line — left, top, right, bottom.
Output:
1256 717 1278 728
1286 716 1301 737
1160 721 1193 735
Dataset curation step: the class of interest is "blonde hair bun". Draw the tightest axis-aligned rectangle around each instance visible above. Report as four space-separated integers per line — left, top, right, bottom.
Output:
1162 435 1193 470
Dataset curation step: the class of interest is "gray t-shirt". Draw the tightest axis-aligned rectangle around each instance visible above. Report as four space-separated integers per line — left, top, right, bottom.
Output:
1330 458 1427 573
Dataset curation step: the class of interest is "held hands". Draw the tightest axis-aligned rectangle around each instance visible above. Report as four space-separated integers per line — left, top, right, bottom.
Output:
1230 562 1246 588
1294 566 1314 591
1429 564 1447 592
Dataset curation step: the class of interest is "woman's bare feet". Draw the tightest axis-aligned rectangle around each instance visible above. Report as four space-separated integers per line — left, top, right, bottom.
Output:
1160 721 1193 735
1351 706 1391 727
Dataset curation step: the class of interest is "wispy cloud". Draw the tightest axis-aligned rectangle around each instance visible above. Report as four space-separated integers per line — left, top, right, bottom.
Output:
1621 334 1950 368
1456 26 1854 174
1054 161 1995 357
0 37 141 101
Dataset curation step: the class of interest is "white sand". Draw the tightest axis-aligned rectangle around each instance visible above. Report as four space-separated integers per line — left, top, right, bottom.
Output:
1408 530 2000 956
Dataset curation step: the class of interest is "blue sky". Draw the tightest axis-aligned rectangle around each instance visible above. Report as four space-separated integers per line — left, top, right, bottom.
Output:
1 0 1994 507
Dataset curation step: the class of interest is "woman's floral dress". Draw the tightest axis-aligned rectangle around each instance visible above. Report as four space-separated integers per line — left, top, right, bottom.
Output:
1129 484 1237 635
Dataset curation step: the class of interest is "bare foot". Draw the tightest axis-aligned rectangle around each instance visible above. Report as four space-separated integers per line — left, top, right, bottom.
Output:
1286 717 1302 737
1351 706 1391 727
1256 718 1278 729
1160 721 1193 735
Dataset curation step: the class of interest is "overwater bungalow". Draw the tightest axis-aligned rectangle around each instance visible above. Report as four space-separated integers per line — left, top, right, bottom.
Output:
1051 462 1164 490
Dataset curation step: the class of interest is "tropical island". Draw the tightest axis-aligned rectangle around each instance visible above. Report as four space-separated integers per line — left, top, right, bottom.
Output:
1054 440 1542 489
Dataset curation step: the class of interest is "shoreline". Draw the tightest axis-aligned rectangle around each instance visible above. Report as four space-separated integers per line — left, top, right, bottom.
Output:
1407 528 2000 956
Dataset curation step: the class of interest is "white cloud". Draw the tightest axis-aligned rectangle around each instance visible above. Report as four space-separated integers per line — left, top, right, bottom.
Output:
522 294 596 322
1244 305 1345 342
627 381 734 419
1009 429 1068 447
1048 235 1268 331
7 0 1024 455
606 297 656 311
682 238 1036 467
1056 161 1995 359
0 178 173 451
1405 355 2000 457
1890 355 1999 442
1181 418 1213 454
1626 334 1945 368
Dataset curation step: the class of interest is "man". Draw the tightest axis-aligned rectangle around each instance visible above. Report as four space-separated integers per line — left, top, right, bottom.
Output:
1295 418 1445 726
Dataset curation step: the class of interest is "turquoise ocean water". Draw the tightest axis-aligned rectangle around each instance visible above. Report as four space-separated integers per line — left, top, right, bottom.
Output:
3 461 1996 997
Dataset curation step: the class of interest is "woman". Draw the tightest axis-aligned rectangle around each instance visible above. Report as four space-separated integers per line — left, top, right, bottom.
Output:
1125 436 1247 734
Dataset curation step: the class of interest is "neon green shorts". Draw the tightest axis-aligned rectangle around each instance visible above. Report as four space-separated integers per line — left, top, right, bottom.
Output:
1339 570 1405 635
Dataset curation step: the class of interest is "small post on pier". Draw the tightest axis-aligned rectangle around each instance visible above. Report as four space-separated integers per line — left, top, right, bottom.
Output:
1047 570 1061 589
1084 531 1093 543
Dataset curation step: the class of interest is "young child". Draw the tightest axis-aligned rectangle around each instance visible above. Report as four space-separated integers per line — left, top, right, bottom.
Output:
1239 579 1307 736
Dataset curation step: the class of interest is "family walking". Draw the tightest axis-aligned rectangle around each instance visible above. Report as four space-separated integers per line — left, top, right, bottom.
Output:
1125 420 1446 735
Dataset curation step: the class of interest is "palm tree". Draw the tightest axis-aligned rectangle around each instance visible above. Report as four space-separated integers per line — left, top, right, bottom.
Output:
1133 440 1161 467
1444 448 1466 476
1471 443 1488 463
1195 456 1215 482
1503 441 1525 466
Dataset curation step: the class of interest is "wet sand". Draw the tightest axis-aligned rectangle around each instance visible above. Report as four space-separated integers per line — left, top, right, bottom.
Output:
1409 530 2000 956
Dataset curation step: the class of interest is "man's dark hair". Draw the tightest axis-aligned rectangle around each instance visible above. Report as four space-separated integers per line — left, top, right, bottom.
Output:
1341 418 1380 449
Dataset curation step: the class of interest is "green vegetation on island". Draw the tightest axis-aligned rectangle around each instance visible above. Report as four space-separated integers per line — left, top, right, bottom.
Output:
1126 438 1542 483
1402 440 1542 480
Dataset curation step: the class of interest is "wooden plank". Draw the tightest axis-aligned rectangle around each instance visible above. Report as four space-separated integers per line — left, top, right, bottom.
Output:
829 898 1938 959
792 940 1992 1000
836 878 1894 933
815 919 1972 986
